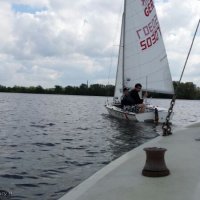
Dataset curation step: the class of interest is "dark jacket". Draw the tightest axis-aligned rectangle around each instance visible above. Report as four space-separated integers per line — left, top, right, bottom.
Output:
129 89 143 104
121 94 135 107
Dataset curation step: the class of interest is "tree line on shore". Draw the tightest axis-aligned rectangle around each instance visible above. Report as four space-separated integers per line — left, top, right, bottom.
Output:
0 81 200 100
0 83 114 96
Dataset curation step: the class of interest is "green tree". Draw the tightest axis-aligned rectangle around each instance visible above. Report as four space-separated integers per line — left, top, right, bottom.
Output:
54 85 63 94
35 85 45 93
174 81 197 99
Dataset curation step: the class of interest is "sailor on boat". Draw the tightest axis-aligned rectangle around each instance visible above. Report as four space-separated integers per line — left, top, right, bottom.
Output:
129 83 147 113
121 87 134 107
121 83 147 113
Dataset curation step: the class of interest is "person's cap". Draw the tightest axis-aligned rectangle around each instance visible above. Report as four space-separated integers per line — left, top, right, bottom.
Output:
123 87 128 92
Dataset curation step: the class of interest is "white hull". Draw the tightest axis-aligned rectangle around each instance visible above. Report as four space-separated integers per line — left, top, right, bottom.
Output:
105 104 172 123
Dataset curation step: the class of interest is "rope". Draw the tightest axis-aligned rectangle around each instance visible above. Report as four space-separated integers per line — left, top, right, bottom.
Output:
162 19 200 136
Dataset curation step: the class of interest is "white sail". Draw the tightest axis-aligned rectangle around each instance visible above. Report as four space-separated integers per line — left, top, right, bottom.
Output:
114 0 174 100
114 15 124 102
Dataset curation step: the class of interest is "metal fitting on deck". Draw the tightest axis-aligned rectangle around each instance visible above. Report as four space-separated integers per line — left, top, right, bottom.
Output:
142 147 170 177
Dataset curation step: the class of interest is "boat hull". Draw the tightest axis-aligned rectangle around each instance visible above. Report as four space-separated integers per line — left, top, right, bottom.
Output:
105 104 172 123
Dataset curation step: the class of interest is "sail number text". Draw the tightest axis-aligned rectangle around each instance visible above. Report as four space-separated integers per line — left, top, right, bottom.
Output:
136 15 161 51
140 26 161 50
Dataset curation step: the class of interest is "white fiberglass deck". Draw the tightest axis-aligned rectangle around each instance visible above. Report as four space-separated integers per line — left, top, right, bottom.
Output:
59 124 200 200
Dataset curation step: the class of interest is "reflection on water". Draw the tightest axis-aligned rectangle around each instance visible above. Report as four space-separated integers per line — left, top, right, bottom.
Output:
103 115 159 159
0 93 199 199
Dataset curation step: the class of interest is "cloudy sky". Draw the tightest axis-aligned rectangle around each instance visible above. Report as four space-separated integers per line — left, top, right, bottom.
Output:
0 0 200 88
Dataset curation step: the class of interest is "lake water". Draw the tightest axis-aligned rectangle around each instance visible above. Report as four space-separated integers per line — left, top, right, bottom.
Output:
0 93 200 200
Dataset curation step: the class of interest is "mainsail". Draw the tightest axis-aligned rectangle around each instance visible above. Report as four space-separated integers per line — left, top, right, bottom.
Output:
114 0 174 101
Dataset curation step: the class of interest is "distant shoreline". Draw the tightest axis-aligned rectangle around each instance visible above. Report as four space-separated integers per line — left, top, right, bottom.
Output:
0 81 200 99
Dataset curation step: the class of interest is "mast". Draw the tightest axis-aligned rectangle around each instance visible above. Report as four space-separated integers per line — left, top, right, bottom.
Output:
122 0 126 89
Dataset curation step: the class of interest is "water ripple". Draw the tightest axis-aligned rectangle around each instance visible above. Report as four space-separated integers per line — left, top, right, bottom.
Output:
32 142 56 147
5 157 22 160
30 125 47 128
0 174 24 179
55 187 74 194
16 184 39 188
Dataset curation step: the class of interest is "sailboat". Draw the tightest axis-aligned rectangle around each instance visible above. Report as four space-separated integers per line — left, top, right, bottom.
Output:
105 0 174 123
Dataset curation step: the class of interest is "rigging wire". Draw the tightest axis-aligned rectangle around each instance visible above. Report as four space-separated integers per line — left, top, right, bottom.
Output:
162 19 200 136
106 0 124 103
178 19 200 84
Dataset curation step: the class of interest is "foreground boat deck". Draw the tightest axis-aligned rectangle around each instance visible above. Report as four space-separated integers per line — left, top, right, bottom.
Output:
59 124 200 200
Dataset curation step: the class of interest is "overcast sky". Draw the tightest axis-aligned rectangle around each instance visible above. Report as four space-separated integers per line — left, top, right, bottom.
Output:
0 0 200 88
